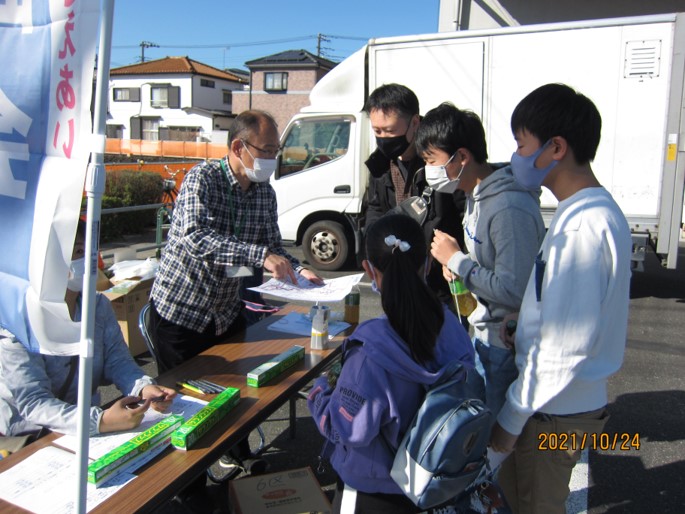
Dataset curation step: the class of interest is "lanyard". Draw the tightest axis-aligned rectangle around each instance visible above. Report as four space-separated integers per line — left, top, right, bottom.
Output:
220 159 246 239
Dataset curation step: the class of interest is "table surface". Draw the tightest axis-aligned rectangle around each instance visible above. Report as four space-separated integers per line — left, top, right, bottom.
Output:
0 304 351 514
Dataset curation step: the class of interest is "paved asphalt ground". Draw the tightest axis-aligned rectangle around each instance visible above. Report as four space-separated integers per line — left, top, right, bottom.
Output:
98 230 685 513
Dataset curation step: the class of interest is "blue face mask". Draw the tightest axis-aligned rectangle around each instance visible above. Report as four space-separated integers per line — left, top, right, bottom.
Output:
510 139 558 190
368 263 381 295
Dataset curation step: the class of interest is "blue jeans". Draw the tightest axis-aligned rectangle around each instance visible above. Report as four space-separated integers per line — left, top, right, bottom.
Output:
473 337 518 419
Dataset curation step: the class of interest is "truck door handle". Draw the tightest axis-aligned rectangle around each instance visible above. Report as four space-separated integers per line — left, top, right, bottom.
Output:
334 185 351 194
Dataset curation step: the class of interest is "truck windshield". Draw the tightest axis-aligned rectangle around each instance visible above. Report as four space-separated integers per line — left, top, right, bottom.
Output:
278 118 351 178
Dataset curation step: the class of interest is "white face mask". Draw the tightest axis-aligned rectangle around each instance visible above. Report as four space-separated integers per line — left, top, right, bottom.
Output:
241 144 277 183
425 154 464 193
67 257 85 292
368 262 381 295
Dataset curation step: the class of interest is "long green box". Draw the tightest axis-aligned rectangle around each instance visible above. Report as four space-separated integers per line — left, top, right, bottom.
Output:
171 387 241 450
247 345 305 388
87 413 184 486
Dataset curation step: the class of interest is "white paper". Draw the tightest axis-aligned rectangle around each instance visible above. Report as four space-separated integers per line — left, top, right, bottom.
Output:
268 312 350 337
53 395 207 460
107 258 158 281
249 272 364 302
0 445 135 513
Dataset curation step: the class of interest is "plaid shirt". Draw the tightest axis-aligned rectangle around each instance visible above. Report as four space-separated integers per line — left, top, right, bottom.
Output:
151 157 301 334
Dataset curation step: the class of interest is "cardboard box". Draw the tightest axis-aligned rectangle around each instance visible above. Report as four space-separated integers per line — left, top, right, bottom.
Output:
229 467 331 514
102 277 154 356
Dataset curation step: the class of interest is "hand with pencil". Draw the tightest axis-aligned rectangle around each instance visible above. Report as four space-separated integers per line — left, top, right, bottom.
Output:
141 384 177 412
98 384 177 433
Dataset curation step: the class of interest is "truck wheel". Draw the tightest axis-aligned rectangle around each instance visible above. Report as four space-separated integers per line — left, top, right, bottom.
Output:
303 221 349 271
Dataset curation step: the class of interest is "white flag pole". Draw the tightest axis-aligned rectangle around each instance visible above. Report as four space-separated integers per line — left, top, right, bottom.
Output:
74 0 115 511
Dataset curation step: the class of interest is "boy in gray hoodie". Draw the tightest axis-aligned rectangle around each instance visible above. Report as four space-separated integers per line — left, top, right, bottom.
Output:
416 102 545 418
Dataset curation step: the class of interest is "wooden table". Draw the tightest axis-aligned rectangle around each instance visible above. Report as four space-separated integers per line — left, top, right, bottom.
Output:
0 304 351 513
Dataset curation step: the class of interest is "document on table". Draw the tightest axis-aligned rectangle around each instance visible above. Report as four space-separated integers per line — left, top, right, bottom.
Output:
0 445 134 513
249 272 364 302
53 394 207 460
268 311 350 338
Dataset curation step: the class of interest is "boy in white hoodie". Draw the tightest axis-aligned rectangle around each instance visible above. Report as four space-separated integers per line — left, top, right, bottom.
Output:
417 102 545 419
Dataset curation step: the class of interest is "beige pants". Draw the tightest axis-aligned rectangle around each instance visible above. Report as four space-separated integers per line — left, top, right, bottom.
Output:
498 408 609 514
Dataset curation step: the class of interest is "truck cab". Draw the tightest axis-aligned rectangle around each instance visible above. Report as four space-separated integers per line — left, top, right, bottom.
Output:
273 114 366 270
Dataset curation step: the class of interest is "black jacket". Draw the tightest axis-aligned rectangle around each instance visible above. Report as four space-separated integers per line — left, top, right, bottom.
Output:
363 149 466 307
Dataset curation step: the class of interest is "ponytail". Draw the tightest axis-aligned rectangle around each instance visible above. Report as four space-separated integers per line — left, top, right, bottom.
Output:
366 215 444 364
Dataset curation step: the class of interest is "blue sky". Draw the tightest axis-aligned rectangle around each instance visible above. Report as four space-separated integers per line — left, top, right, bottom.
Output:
111 0 441 70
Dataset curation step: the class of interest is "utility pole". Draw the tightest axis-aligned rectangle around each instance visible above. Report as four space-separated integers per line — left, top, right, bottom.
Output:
140 41 159 63
316 33 331 57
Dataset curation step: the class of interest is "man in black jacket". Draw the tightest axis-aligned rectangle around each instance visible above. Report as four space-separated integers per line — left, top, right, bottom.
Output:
363 83 466 313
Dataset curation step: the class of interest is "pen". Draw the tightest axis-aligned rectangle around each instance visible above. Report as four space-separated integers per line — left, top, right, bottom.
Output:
196 379 226 393
176 381 206 395
124 395 166 409
187 379 213 394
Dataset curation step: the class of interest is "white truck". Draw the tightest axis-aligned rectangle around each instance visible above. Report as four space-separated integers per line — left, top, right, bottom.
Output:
271 13 685 271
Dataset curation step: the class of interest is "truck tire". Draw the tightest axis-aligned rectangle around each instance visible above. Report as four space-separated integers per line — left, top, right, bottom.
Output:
303 221 349 271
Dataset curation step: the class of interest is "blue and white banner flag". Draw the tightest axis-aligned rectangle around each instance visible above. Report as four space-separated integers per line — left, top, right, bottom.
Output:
0 0 101 355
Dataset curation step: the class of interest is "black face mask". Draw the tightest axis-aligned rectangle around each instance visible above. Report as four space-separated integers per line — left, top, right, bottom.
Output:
375 134 410 160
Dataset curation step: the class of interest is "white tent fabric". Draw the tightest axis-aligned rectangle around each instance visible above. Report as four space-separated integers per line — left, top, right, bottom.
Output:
1 2 108 513
0 0 101 356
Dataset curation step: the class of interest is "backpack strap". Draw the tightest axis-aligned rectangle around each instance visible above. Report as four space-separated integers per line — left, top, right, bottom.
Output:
433 359 466 388
341 338 362 366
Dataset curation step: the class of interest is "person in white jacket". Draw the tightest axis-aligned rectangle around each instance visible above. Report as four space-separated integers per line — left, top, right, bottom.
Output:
416 102 545 419
0 222 175 438
491 84 632 514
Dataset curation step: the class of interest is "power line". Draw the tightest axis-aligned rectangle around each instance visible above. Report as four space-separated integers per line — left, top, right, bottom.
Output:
113 33 370 51
325 34 370 41
114 35 318 50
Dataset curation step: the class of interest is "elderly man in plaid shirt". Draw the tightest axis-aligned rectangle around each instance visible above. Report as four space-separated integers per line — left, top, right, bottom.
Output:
149 110 321 479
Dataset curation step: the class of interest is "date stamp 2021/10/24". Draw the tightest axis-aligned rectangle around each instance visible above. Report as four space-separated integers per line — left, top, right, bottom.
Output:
538 432 641 451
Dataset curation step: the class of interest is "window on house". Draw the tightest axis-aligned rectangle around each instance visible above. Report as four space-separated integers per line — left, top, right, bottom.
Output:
200 78 215 88
150 85 180 108
166 126 201 142
264 72 288 92
113 87 140 102
151 86 168 107
222 90 232 105
106 124 124 139
142 118 160 141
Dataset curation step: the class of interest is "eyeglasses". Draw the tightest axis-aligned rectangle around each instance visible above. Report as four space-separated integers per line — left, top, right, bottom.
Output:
241 139 281 159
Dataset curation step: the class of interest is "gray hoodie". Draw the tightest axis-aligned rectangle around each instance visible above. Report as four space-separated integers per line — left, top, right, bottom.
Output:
448 165 545 347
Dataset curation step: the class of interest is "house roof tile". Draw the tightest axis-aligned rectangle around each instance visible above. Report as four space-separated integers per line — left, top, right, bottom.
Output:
111 56 247 83
246 49 337 69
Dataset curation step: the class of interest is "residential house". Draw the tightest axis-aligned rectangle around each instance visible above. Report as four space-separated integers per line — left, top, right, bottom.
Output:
107 56 246 144
232 49 337 133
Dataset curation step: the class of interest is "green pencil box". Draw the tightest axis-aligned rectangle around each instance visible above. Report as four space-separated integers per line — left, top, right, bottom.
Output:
88 413 184 486
247 345 305 387
171 387 241 450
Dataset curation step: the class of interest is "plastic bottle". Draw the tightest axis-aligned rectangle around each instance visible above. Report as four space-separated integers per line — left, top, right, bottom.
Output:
344 286 361 324
449 278 478 318
310 305 329 350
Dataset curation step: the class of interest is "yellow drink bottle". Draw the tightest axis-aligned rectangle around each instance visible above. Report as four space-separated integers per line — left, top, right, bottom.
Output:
449 278 478 317
344 286 360 324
